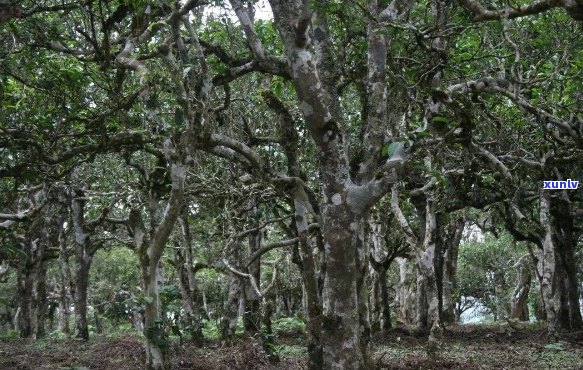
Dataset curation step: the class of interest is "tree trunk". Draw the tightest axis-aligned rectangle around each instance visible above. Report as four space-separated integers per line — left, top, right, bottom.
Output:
378 266 391 331
244 200 262 334
395 257 415 326
510 255 531 321
74 256 92 341
293 197 323 370
142 262 169 370
177 212 204 345
70 189 99 341
539 191 559 338
57 223 72 336
221 232 243 341
320 202 371 369
370 272 380 333
415 199 442 354
175 247 202 346
493 271 509 321
442 241 459 324
129 161 186 370
552 198 583 330
441 218 464 324
34 258 48 339
17 266 35 338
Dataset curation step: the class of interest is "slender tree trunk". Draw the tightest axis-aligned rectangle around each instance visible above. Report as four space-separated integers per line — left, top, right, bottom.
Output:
244 199 262 334
377 266 391 331
293 197 323 370
539 191 559 338
370 272 380 333
510 255 531 321
175 247 202 346
493 271 509 321
221 231 243 341
415 198 442 354
57 224 72 336
129 162 186 370
70 189 99 341
142 261 169 370
34 258 48 339
177 212 204 345
74 256 92 341
442 223 463 324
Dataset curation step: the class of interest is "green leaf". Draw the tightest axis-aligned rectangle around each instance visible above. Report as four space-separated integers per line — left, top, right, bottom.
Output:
432 116 449 124
381 142 400 158
143 296 154 305
182 66 192 79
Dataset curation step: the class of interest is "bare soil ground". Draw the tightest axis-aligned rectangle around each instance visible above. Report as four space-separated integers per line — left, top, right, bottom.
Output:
1 324 582 369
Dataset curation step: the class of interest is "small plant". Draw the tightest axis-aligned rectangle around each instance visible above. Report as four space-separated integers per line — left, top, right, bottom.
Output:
0 330 19 340
272 317 305 334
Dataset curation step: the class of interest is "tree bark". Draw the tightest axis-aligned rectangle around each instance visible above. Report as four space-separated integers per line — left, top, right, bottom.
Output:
74 255 92 341
394 257 416 326
551 197 583 330
539 191 559 338
34 257 48 339
129 162 186 370
221 224 244 342
243 199 262 334
510 254 531 321
57 220 72 336
176 211 204 346
293 197 323 370
442 219 464 324
16 265 35 338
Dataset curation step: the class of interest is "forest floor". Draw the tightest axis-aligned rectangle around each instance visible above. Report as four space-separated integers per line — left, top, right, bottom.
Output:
1 323 582 369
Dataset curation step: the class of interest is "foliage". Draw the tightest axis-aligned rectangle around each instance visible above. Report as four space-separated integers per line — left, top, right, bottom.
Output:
458 233 527 320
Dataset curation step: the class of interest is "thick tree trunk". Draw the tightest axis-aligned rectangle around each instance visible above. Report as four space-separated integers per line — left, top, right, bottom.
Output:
17 266 35 338
320 202 372 369
414 198 442 355
552 199 583 330
355 219 372 360
221 276 242 340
